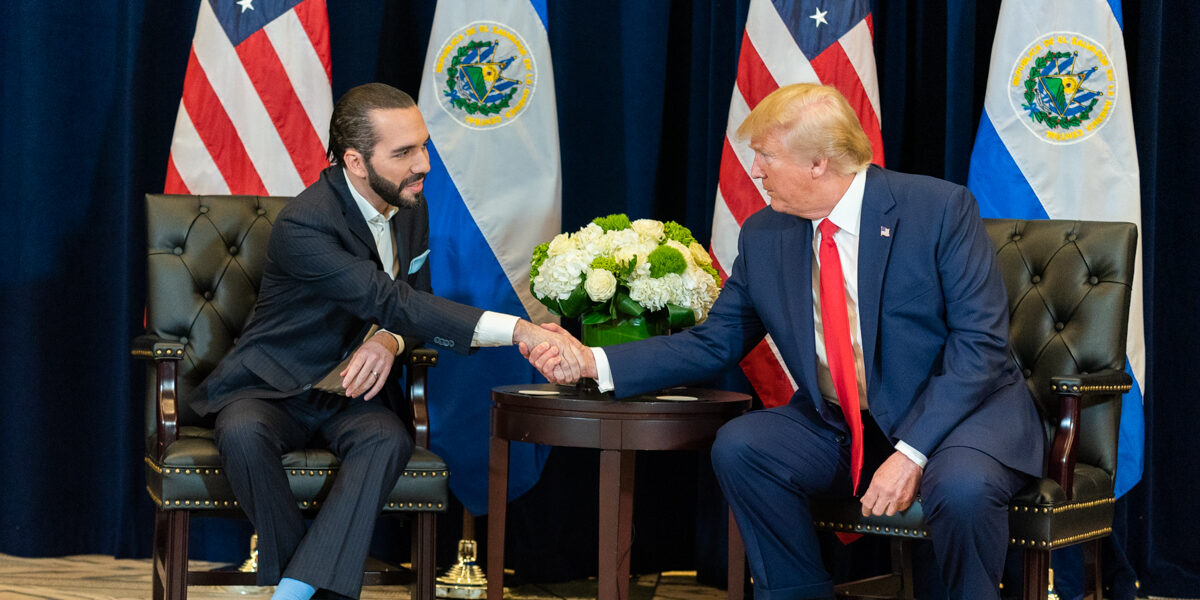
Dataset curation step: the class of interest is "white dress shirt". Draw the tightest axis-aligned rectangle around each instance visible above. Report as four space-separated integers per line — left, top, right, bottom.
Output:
592 169 926 468
344 170 518 349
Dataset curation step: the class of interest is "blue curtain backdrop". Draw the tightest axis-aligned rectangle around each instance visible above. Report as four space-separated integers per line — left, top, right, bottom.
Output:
1 0 1196 595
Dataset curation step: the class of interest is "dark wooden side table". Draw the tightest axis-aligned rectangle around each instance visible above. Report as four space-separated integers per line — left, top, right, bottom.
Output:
486 383 751 600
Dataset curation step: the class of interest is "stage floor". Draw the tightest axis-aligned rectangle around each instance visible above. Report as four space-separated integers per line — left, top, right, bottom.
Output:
0 553 725 599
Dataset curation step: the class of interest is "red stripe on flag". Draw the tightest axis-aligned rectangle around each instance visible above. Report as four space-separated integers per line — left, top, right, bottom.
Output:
739 340 795 408
180 49 269 195
164 155 189 194
735 33 780 109
865 13 874 37
718 138 767 225
810 41 885 166
293 0 332 81
235 29 329 186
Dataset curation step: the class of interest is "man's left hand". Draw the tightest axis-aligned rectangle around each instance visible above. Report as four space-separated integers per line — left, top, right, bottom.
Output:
859 451 922 517
341 334 396 400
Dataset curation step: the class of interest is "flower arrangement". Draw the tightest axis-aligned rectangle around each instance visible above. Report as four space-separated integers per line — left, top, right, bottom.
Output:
530 214 723 344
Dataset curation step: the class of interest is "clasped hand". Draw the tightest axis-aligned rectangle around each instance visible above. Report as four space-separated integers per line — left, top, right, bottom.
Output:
514 321 594 384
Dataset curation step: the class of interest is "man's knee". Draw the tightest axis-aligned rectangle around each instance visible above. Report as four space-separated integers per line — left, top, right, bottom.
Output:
215 404 282 453
711 416 766 477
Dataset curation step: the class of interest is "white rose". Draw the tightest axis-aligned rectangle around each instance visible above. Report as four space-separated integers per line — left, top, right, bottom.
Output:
584 269 617 302
547 232 577 256
689 241 713 266
631 219 665 242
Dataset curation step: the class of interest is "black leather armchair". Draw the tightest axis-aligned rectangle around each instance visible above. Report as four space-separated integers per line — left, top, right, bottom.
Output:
728 219 1138 600
133 194 448 600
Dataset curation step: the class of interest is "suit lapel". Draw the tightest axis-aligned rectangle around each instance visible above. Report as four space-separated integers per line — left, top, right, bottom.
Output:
857 166 897 383
779 217 825 408
328 166 385 268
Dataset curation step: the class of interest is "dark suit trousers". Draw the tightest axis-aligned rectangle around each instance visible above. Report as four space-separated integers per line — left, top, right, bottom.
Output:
710 403 1030 600
214 391 413 599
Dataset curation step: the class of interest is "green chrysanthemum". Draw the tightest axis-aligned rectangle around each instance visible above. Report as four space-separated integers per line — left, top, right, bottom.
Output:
592 213 633 232
530 241 550 278
648 245 687 278
590 256 620 273
663 221 696 246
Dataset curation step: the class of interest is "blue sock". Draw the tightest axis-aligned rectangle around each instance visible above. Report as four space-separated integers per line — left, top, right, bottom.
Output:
271 577 316 600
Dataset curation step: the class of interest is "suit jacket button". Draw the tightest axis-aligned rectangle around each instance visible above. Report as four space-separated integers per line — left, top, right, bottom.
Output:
836 434 846 443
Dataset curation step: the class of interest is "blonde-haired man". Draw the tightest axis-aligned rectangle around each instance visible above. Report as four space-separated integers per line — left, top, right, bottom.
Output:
528 83 1043 599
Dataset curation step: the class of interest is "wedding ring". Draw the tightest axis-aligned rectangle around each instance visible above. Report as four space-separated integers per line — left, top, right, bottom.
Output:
370 371 379 377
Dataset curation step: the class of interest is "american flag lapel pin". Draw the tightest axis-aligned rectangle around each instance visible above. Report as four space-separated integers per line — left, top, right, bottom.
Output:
880 226 891 237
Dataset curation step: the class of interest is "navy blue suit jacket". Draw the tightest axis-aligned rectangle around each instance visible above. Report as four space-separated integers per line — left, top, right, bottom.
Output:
191 166 484 416
606 166 1044 478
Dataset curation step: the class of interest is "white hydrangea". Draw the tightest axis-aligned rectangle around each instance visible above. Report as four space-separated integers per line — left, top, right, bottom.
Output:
584 268 617 302
532 248 590 300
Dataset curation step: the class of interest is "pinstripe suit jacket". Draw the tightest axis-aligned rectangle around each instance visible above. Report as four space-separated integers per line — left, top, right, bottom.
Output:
190 166 483 417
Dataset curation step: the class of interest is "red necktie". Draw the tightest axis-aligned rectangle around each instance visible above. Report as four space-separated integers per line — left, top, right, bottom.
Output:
817 219 864 495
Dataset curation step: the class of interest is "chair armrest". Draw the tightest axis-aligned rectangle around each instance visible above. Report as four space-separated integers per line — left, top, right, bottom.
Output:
131 335 185 460
1047 369 1133 500
406 348 439 449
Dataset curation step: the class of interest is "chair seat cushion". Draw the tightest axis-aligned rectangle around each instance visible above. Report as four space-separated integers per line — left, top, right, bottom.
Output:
811 464 1114 549
146 427 448 513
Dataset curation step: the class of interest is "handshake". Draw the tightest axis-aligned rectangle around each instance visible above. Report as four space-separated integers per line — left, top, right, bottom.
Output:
513 320 596 385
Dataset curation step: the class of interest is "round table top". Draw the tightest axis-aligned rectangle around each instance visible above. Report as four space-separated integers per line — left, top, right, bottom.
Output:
492 383 751 416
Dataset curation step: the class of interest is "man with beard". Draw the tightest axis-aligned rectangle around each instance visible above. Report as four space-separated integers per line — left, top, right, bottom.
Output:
190 83 580 600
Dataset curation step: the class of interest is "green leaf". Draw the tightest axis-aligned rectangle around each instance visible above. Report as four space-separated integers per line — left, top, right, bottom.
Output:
665 303 696 329
581 312 614 325
555 285 591 319
615 292 645 317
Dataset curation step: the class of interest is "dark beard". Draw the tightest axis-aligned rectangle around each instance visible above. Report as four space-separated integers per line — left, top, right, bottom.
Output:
366 160 425 208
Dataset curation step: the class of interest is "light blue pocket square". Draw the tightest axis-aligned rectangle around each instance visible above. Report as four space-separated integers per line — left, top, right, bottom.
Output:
408 249 430 274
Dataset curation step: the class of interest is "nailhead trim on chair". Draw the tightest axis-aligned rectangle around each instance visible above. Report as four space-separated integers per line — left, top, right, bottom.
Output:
1049 382 1131 393
1008 497 1113 514
1010 527 1111 549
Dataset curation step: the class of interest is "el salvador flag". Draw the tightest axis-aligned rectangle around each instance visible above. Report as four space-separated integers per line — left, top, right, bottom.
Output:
968 0 1144 498
417 0 560 515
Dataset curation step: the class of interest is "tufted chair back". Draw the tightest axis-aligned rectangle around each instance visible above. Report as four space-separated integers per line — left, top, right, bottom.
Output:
984 219 1137 481
137 194 445 600
143 194 288 437
780 218 1139 600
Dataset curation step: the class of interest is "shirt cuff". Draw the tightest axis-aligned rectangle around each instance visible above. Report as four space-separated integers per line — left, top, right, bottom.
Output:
895 441 928 469
378 330 406 356
472 311 521 347
591 347 615 393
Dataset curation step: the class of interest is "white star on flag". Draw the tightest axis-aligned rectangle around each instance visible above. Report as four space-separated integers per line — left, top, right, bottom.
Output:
810 7 828 28
236 0 254 13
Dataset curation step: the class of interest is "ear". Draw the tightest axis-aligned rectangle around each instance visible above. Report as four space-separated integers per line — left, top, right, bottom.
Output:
343 149 368 179
810 158 830 179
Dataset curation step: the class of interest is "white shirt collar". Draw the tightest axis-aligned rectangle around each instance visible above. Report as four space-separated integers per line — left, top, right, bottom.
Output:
344 168 397 226
814 169 868 237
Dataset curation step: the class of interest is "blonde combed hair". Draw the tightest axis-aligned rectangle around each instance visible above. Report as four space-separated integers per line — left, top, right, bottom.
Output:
736 83 874 176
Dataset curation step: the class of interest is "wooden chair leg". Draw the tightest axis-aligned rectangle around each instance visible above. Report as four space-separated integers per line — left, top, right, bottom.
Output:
160 509 189 600
890 538 914 600
1022 548 1049 600
1084 540 1103 600
411 511 437 600
727 508 744 600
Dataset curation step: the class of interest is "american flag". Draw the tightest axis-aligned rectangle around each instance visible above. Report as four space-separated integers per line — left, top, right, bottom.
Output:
164 0 332 196
712 0 884 409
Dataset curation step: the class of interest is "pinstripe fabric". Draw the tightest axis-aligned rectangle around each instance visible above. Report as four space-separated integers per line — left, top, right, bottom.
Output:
191 165 484 417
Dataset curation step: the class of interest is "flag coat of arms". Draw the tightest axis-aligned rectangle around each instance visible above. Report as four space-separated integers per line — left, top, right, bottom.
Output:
165 0 332 196
967 0 1144 497
713 0 883 410
417 0 560 515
